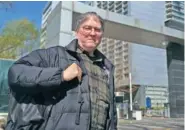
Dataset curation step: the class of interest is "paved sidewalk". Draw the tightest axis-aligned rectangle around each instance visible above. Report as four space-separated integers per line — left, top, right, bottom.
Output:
118 117 184 130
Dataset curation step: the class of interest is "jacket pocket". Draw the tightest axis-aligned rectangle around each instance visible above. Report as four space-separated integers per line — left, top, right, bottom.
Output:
10 95 52 130
11 104 44 130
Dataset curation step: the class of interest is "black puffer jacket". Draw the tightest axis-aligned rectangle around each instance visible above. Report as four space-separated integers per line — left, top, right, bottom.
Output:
5 39 117 130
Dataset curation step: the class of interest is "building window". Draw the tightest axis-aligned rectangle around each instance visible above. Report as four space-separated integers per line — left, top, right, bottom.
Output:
124 73 129 78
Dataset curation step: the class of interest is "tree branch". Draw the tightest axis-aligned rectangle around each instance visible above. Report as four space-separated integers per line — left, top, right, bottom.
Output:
0 45 17 54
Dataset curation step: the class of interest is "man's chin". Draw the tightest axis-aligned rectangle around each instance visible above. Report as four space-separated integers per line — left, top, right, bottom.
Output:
85 46 96 52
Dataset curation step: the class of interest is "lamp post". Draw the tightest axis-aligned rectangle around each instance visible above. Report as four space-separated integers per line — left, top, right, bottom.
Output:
129 72 132 119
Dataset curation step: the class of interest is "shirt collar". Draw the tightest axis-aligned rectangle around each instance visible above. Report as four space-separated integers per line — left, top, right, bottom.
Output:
77 43 103 63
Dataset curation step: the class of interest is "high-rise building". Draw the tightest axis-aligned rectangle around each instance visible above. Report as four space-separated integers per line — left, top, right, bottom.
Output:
98 38 130 87
165 1 184 31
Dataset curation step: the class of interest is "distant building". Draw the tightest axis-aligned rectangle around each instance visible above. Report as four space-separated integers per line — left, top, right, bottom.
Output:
165 1 184 31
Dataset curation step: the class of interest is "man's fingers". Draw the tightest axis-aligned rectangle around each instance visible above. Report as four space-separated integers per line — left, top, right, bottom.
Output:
63 63 83 82
77 66 82 82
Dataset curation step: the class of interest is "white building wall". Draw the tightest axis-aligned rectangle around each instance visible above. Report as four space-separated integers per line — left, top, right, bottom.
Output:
59 2 74 46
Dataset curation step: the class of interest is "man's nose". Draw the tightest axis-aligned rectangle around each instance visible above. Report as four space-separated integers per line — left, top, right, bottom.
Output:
90 28 96 35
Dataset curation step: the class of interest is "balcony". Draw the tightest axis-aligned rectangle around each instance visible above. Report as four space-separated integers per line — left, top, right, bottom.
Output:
116 9 123 14
123 1 128 5
123 4 128 10
115 56 122 61
172 1 184 8
102 48 107 52
115 62 122 67
40 37 46 43
115 67 123 72
123 49 128 53
102 43 107 48
108 38 115 42
103 1 108 7
115 1 122 5
41 31 46 38
123 55 128 61
108 46 114 51
116 66 123 72
166 12 184 20
115 4 122 10
124 73 129 78
124 8 128 13
165 2 172 8
115 51 123 55
115 53 122 59
108 4 114 11
165 1 171 4
103 2 108 10
109 55 114 60
102 40 107 44
166 15 184 23
103 6 107 10
124 61 129 66
97 2 101 8
124 69 129 74
115 40 122 45
115 47 122 52
108 43 115 47
109 1 114 6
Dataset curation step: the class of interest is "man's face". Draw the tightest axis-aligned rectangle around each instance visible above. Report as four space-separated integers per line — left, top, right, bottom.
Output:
75 16 103 53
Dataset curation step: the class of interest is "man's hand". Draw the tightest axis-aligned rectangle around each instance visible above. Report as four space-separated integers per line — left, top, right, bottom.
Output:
62 63 82 82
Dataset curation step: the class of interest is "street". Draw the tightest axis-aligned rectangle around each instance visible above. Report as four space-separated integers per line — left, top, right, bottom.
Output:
118 117 184 130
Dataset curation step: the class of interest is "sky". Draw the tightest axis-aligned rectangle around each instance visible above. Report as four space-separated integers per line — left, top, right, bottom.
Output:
0 1 47 29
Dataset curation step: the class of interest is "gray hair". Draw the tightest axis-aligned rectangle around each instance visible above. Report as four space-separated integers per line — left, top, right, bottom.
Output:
74 12 104 32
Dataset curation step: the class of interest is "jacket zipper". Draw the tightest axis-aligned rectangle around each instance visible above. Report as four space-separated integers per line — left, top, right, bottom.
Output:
76 54 91 129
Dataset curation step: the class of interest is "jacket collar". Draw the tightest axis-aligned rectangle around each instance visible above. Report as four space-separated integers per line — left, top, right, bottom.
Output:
65 39 78 52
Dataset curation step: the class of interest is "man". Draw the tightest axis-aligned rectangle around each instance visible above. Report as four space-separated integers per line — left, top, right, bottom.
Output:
6 12 117 130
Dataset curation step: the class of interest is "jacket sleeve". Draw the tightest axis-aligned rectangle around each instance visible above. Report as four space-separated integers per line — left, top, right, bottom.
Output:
8 48 66 94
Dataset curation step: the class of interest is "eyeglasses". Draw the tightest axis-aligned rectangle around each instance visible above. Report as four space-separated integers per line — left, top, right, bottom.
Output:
81 25 103 34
